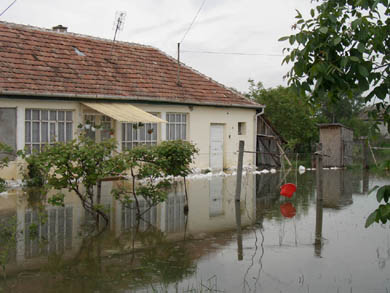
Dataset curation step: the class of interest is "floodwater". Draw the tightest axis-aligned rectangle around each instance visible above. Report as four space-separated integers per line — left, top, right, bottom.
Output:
0 169 390 292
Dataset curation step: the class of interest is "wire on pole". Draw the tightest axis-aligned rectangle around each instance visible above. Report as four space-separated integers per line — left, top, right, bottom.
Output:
0 0 17 17
180 0 207 44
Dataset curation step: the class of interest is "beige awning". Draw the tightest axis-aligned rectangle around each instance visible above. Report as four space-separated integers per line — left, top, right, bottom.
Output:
82 102 166 123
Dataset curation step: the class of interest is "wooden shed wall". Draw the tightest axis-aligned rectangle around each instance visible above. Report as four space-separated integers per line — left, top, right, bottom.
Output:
320 125 354 167
256 117 282 168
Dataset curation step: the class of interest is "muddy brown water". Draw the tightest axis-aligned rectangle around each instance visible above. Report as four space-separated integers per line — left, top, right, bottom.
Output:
0 169 389 292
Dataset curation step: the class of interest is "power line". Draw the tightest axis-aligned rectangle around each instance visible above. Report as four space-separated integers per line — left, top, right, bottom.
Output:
181 50 283 57
180 0 207 44
0 0 17 17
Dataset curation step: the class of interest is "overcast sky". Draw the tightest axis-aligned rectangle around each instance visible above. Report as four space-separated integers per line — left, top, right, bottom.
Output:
1 0 316 93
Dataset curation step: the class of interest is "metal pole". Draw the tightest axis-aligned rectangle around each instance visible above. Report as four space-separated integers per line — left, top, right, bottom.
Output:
235 140 245 201
177 42 181 86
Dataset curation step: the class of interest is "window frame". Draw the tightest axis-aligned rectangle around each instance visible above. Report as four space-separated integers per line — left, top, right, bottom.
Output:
166 113 187 141
121 114 159 150
83 114 113 142
238 122 246 135
25 109 73 153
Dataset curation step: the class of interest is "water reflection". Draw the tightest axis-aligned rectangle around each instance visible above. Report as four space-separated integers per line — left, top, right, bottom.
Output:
1 169 389 293
322 170 353 208
314 181 324 257
235 200 243 261
0 173 256 286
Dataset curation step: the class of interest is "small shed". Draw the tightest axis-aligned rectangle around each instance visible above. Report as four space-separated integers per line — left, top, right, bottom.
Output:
256 115 286 168
319 123 354 167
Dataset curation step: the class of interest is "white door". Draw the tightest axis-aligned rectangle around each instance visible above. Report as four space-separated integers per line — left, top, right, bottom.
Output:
210 124 224 170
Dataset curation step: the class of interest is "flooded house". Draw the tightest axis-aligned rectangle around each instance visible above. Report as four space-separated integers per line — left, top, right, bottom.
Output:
0 22 264 179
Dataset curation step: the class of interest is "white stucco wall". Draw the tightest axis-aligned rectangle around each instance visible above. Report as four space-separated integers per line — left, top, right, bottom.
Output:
0 98 257 179
135 103 257 170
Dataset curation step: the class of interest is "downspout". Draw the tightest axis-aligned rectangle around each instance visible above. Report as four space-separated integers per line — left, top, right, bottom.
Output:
254 106 265 167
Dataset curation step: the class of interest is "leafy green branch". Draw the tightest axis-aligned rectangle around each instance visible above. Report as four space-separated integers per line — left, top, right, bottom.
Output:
0 142 14 193
365 185 390 227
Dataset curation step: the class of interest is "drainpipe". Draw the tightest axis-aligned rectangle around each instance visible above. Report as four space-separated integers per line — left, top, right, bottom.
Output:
254 106 265 167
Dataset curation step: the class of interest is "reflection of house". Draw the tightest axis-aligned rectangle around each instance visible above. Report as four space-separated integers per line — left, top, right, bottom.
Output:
322 170 353 208
0 22 264 179
0 174 257 278
24 206 73 258
319 123 354 167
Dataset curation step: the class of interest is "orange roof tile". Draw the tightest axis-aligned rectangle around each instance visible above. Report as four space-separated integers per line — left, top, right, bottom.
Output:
0 22 262 109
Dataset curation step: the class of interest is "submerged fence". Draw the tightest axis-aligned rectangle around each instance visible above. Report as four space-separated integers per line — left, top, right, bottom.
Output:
258 138 390 169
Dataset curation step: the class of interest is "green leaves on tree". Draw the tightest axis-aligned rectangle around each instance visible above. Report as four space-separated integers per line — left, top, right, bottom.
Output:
280 0 390 112
365 185 390 227
0 142 14 193
18 134 198 228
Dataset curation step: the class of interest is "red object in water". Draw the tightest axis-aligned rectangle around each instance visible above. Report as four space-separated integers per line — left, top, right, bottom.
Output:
280 202 296 218
280 183 297 198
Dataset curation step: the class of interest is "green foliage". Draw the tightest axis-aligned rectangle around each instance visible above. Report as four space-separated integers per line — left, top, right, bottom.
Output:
0 142 13 193
281 0 389 100
154 140 199 177
17 150 47 187
17 134 198 226
18 135 127 225
113 140 198 214
0 217 17 278
0 178 5 194
280 0 389 121
280 0 390 227
246 80 318 151
0 142 12 169
365 185 390 227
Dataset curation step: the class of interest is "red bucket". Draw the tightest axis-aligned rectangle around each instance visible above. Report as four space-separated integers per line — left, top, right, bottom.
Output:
280 183 297 198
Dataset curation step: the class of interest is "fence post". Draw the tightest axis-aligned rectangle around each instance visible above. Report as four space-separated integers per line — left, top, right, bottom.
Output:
314 143 323 256
361 137 369 169
96 179 102 227
235 200 243 260
235 140 245 201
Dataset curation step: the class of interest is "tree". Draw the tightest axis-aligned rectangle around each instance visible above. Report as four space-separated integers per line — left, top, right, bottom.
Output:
19 136 127 226
280 0 390 226
19 135 198 230
247 80 318 152
0 142 13 193
316 93 372 137
112 140 198 216
280 0 389 111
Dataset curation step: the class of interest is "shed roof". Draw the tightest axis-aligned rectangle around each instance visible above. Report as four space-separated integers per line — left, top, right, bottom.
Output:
0 22 262 109
318 123 352 130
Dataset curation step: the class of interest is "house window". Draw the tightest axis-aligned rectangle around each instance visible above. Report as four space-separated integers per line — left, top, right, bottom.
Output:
84 114 113 142
166 113 187 140
25 109 73 153
122 122 158 150
100 116 112 141
238 122 246 135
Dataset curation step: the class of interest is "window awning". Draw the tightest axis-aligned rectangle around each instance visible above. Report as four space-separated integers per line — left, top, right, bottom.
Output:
82 102 167 123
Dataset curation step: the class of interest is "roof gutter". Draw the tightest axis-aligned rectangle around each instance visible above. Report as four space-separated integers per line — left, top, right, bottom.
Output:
0 90 264 110
254 107 265 165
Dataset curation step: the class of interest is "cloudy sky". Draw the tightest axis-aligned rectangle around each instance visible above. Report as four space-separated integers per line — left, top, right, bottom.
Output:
1 0 315 93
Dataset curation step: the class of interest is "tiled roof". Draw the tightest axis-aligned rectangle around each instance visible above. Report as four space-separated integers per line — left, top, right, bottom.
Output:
0 22 262 109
